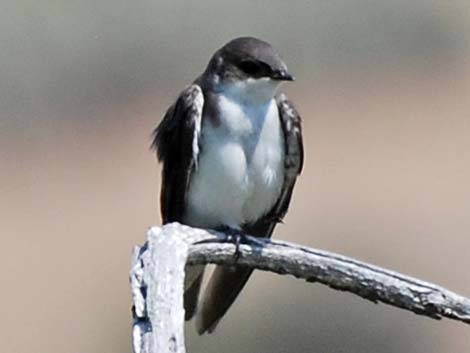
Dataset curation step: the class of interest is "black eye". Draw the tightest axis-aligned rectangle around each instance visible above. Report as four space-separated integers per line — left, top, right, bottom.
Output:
238 60 261 75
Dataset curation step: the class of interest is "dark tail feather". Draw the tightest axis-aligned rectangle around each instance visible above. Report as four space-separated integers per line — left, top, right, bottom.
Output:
184 267 204 320
195 218 277 333
195 265 254 334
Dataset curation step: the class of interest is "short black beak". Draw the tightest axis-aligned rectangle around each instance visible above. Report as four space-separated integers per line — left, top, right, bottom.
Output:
271 69 295 81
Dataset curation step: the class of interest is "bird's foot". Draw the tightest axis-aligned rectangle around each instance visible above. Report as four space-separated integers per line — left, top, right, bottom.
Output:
218 226 244 260
218 226 265 260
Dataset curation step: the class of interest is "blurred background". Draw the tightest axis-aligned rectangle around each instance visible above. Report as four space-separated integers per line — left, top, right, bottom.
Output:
1 1 470 352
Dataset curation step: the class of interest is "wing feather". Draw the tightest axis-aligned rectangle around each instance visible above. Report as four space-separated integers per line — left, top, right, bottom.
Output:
271 92 304 221
151 84 204 223
246 92 304 235
151 84 204 320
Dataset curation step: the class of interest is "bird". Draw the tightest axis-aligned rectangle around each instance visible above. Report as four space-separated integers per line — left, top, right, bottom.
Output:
151 37 303 334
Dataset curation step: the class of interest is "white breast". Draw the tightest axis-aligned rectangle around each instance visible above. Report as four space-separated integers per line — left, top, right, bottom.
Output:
184 91 285 229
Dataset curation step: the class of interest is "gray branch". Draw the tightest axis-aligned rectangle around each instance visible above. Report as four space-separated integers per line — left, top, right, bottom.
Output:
130 222 470 353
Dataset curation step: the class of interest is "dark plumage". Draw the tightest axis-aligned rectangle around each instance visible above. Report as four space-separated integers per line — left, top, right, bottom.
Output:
201 37 294 86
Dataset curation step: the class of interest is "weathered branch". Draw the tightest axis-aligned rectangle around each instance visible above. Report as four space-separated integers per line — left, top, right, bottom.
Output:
130 222 470 353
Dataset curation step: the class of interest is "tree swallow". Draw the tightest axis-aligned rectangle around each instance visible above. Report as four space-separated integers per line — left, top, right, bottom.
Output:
152 37 303 334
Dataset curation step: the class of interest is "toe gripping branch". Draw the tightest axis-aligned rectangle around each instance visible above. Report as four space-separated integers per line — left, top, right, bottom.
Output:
195 226 267 261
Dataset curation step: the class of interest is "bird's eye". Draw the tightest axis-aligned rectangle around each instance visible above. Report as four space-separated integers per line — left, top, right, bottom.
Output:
238 60 261 75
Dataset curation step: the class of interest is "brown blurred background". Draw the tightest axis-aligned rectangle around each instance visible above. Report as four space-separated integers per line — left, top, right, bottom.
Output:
1 1 470 352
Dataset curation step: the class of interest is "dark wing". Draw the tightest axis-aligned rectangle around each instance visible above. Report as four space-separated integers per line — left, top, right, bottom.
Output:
195 92 304 334
244 92 304 238
269 92 304 223
151 84 203 223
152 84 204 320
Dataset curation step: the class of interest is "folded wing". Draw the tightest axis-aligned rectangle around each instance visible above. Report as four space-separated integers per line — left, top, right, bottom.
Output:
151 84 204 319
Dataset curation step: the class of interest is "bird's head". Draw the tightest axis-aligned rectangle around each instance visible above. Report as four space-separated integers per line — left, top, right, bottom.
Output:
204 37 294 102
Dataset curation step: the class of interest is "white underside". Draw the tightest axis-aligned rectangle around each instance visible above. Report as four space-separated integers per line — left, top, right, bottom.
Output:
184 81 285 229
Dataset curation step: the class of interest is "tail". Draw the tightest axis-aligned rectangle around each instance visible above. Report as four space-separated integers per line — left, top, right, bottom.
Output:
195 265 254 334
184 265 205 320
195 218 278 334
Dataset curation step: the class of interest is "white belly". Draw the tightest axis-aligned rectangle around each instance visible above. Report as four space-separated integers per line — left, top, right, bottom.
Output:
184 97 285 229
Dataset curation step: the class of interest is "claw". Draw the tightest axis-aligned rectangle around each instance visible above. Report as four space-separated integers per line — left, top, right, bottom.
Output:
217 226 243 259
233 234 242 260
217 225 266 260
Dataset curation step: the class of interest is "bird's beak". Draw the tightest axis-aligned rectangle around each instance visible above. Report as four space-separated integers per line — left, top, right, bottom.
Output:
271 69 295 81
